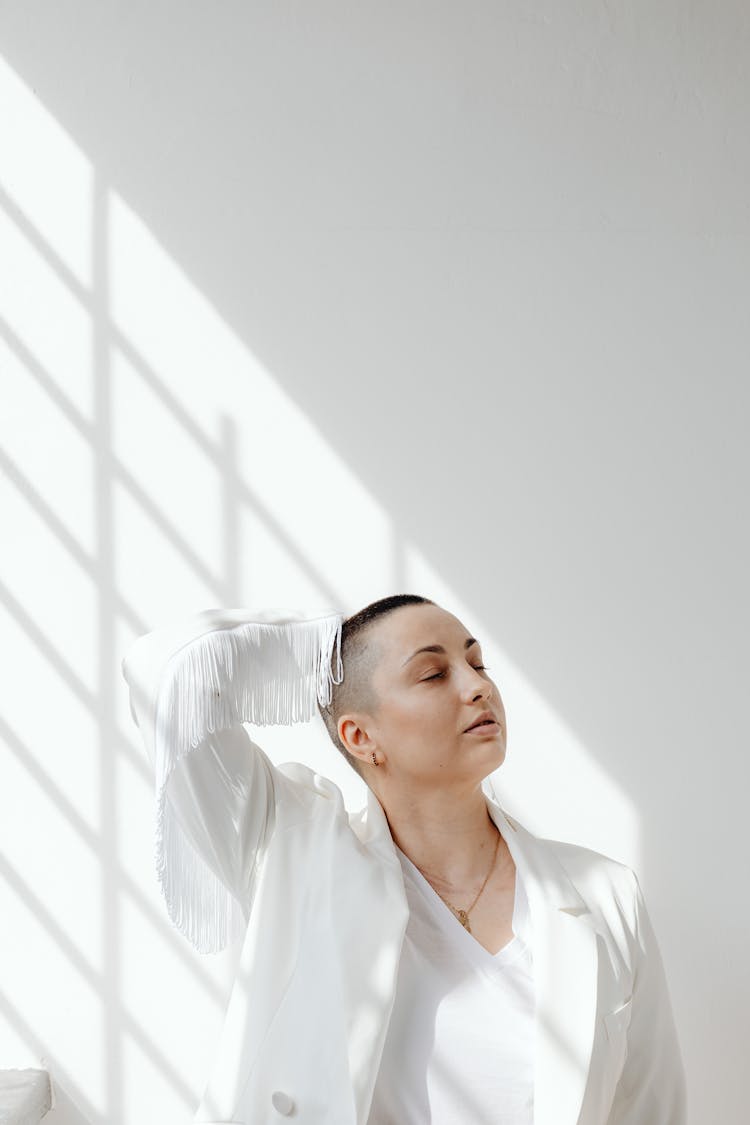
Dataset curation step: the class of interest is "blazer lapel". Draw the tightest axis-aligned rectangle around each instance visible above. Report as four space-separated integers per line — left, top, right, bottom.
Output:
334 788 410 1125
343 781 600 1125
482 778 600 1125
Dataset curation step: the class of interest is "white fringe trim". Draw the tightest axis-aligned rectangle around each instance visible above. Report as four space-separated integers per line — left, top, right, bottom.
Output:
152 613 344 953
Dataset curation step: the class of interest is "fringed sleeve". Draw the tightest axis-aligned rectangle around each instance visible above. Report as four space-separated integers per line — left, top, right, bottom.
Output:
121 607 344 954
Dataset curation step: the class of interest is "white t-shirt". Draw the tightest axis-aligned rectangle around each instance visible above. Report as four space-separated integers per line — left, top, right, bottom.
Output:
367 843 536 1124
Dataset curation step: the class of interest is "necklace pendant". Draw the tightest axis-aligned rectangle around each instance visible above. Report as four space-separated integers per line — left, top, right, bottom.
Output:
456 909 471 931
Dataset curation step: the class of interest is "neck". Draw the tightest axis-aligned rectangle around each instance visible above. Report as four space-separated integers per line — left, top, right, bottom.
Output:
377 783 502 887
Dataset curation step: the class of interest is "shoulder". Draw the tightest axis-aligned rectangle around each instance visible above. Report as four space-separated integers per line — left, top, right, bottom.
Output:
504 807 632 878
544 834 634 884
504 809 640 923
273 757 348 815
551 836 639 913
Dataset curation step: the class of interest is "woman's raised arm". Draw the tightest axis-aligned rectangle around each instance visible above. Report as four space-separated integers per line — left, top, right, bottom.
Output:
121 607 344 954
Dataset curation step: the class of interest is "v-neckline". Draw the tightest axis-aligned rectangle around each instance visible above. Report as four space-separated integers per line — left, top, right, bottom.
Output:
394 843 530 974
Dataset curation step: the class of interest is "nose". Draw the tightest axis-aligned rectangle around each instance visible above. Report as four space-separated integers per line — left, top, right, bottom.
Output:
465 666 494 701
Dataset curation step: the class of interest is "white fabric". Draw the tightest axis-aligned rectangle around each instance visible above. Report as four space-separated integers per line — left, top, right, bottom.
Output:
120 605 343 953
121 608 688 1125
368 849 535 1124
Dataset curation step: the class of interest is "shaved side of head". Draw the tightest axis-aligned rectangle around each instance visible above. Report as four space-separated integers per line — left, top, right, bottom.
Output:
317 594 435 778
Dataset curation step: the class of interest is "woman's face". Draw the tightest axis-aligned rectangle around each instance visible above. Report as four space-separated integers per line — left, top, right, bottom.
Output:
341 603 507 792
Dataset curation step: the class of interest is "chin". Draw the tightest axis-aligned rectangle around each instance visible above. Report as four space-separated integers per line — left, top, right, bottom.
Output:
471 742 506 778
488 742 507 768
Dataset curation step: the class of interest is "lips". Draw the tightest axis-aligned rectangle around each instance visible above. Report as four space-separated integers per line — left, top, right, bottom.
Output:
464 710 498 732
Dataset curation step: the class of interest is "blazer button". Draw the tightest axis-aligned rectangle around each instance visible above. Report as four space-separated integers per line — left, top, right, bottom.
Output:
271 1090 295 1116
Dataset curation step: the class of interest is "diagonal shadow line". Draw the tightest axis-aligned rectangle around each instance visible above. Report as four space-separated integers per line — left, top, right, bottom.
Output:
0 988 98 1124
0 852 103 992
0 181 225 483
0 313 94 439
0 715 225 1003
0 318 227 600
111 454 227 597
114 999 199 1111
2 301 343 613
0 181 91 307
115 329 345 609
0 181 232 484
0 573 104 712
0 857 199 1109
115 731 150 784
0 576 151 784
0 715 118 856
0 444 145 636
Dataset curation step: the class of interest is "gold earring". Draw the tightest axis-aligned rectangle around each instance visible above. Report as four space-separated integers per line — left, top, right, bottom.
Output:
371 752 378 766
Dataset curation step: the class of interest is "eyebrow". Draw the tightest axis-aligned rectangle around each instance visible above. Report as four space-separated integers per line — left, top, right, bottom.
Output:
401 637 479 667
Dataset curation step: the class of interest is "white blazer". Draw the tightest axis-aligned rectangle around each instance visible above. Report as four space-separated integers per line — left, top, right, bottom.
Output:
122 608 687 1125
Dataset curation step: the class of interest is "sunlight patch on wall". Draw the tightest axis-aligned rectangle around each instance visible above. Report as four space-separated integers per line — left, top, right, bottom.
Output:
0 55 92 284
404 544 641 872
109 190 393 626
0 56 93 419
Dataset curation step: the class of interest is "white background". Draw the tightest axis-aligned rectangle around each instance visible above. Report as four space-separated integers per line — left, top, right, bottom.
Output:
0 2 747 1122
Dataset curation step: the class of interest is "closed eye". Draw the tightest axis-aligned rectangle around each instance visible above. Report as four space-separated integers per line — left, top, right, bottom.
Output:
423 665 489 682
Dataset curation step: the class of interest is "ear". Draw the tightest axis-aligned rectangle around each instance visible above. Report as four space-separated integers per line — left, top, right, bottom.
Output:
337 714 375 758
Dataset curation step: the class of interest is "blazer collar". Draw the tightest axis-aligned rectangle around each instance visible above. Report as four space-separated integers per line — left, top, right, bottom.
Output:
348 776 600 1125
355 774 587 912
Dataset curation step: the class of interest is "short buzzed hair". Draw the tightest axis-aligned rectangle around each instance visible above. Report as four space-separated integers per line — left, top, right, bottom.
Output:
317 593 435 778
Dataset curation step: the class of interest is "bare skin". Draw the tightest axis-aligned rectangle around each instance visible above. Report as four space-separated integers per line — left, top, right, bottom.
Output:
337 602 516 956
399 819 518 955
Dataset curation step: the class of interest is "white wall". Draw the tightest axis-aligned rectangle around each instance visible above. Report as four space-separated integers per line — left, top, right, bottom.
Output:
1 3 746 1121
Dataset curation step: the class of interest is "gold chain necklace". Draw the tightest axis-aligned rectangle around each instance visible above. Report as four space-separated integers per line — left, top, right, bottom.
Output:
419 830 501 933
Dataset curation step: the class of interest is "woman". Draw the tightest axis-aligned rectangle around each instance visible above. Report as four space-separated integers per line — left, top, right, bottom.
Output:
122 593 687 1124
